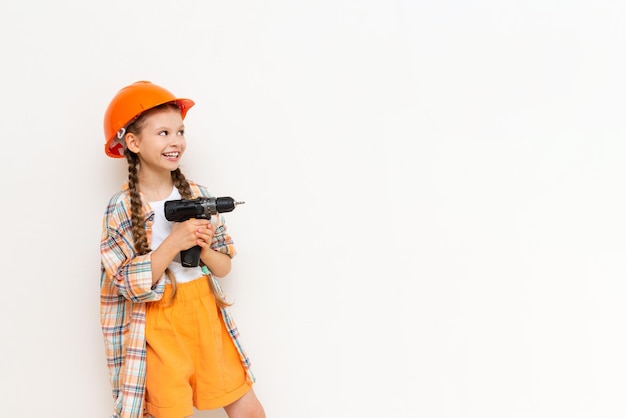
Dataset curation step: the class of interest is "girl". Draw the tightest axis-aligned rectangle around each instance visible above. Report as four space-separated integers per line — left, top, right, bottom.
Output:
100 81 265 418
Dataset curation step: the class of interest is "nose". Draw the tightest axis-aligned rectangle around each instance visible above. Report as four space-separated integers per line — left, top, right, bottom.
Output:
169 132 185 147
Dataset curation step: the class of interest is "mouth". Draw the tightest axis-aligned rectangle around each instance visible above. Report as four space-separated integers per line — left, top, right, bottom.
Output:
163 152 180 159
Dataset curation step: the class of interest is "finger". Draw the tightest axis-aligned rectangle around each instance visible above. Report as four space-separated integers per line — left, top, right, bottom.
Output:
196 219 211 228
195 227 213 241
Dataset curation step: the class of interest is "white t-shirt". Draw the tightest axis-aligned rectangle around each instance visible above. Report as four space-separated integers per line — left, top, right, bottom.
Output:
149 187 204 283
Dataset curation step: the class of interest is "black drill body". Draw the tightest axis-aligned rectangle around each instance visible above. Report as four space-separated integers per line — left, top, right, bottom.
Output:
164 196 243 267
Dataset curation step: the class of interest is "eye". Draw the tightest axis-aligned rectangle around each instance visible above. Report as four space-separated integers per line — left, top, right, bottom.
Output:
178 129 185 136
159 130 169 136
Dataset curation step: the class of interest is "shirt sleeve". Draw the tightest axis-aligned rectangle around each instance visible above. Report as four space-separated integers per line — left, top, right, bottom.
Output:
100 204 165 303
211 214 237 258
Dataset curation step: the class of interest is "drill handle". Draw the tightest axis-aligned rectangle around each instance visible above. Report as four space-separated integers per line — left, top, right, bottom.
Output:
180 246 202 268
179 212 212 268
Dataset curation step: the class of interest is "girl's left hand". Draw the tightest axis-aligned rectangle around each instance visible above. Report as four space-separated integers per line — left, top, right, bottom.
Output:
195 222 215 248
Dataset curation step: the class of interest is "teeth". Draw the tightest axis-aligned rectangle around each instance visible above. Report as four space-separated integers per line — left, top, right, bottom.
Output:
163 152 179 158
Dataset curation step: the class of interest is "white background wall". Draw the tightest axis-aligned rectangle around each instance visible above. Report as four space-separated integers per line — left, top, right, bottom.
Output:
1 1 625 417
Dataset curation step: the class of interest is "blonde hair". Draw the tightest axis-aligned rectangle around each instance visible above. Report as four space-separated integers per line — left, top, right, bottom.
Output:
124 104 230 307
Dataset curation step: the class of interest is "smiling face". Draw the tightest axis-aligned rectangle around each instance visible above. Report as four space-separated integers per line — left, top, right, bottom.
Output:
125 105 187 176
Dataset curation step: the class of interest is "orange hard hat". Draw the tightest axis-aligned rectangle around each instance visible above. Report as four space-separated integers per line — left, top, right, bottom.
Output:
103 81 195 158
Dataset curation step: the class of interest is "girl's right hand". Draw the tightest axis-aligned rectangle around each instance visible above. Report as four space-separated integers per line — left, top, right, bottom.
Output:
168 218 211 251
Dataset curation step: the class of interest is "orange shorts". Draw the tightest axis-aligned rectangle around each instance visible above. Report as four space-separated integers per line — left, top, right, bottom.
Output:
145 277 252 418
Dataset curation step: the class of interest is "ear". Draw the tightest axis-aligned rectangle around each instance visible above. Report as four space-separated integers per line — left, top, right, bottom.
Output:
125 133 140 154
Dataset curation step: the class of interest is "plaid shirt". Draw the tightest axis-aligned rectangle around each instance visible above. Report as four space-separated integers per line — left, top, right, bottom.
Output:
100 181 255 418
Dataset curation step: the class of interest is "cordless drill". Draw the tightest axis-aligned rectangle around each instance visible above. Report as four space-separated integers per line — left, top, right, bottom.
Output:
164 196 244 267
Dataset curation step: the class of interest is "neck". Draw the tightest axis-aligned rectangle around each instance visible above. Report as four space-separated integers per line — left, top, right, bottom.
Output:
138 171 175 202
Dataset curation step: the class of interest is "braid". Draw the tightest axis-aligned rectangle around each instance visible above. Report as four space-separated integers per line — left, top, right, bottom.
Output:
171 168 193 198
125 149 150 255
